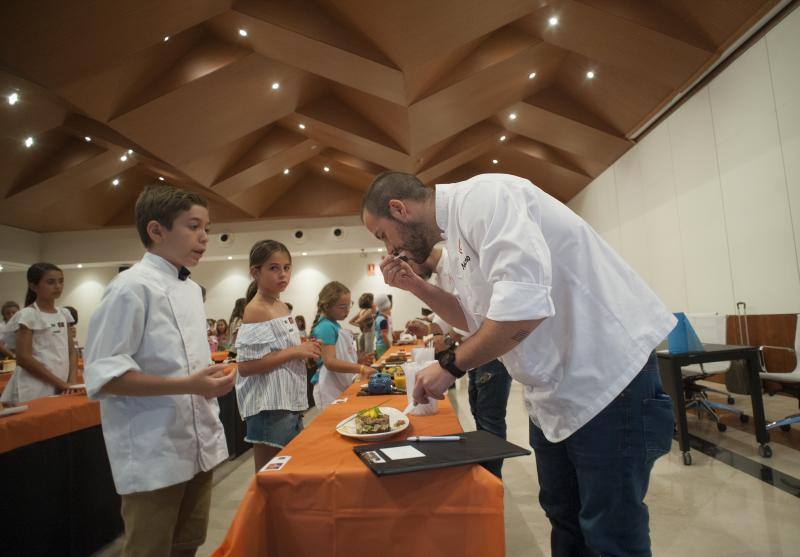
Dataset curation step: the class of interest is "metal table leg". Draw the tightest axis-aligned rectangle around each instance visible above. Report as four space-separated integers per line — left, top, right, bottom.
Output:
745 352 772 458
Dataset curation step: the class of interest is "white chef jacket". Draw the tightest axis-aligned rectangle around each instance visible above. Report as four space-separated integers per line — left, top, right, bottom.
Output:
84 252 228 495
436 174 676 442
0 304 74 404
431 247 468 337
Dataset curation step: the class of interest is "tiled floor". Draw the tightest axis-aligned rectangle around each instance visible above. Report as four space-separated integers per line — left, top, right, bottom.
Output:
94 379 800 557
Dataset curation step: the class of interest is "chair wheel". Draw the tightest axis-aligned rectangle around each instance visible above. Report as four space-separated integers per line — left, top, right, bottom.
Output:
780 424 791 432
683 452 692 465
740 414 749 423
717 422 727 432
759 445 773 458
727 396 735 404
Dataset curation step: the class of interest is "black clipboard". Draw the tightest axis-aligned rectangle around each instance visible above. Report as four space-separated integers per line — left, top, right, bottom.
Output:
353 430 531 476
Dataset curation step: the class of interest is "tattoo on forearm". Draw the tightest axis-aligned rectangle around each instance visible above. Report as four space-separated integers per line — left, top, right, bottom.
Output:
511 329 531 343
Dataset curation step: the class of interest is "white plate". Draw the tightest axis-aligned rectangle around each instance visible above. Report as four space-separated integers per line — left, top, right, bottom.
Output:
335 406 410 441
0 405 28 417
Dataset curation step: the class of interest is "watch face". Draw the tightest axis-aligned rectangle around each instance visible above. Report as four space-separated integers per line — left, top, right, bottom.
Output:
438 348 454 367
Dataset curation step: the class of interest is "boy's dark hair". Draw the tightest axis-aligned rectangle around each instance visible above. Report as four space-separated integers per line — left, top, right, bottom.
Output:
358 293 374 309
135 185 208 247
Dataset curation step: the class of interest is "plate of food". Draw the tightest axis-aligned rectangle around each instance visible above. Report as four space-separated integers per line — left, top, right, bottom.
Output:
335 405 410 441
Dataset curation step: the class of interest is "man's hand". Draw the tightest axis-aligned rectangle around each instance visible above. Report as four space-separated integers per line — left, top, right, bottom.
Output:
186 364 236 398
412 362 456 404
379 256 427 293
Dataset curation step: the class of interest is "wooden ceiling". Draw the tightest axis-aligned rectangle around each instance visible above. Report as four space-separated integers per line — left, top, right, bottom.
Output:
0 0 782 232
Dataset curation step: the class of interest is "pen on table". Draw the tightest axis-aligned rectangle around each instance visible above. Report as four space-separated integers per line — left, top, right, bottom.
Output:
407 436 464 442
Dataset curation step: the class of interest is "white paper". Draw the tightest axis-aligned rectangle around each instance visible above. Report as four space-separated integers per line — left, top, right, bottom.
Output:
380 445 425 460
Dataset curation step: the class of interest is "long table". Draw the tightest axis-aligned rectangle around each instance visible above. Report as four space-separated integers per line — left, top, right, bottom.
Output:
213 346 505 557
0 395 123 556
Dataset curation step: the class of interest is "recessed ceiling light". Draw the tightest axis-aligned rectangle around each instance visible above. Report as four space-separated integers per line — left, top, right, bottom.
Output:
7 92 19 105
238 29 248 37
158 176 165 181
499 135 507 142
0 264 4 272
283 168 290 175
271 82 280 91
302 252 308 256
378 248 383 252
77 264 83 269
24 136 34 148
127 149 134 155
586 70 595 79
508 113 517 120
120 154 128 162
528 72 536 79
112 178 120 186
84 136 92 142
323 166 330 172
548 16 559 26
227 256 233 260
492 159 499 165
298 123 306 130
163 36 170 42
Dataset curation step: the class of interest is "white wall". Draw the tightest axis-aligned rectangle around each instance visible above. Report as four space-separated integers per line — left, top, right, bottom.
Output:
0 249 422 346
569 8 800 315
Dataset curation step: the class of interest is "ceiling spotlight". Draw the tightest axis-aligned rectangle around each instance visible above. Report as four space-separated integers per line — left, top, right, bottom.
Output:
84 136 92 142
158 176 165 181
323 166 330 173
127 149 134 155
238 29 248 37
227 256 233 260
0 265 4 272
271 82 280 91
77 264 83 269
499 135 507 142
24 136 34 148
508 113 517 120
378 248 383 252
528 72 536 79
548 16 559 26
120 154 128 162
112 178 120 186
298 123 306 130
283 168 290 175
586 70 595 79
492 159 499 165
163 36 170 42
7 92 19 105
302 252 308 256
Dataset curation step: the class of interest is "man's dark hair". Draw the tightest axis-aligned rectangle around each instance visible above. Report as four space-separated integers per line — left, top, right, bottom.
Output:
361 171 430 218
135 185 208 247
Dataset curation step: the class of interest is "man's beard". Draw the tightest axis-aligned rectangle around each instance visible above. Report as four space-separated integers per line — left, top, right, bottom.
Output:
396 220 436 264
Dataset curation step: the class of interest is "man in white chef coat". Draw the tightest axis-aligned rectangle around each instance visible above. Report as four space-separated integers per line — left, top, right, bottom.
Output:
362 171 676 557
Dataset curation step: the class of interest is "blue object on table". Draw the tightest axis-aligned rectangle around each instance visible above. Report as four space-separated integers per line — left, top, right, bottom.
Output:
667 312 704 354
367 372 393 394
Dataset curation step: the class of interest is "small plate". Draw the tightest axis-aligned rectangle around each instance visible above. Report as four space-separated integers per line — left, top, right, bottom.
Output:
0 405 28 417
335 406 410 441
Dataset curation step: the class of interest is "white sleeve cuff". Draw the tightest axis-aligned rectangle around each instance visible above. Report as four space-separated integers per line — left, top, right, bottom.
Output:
486 281 555 322
85 354 140 399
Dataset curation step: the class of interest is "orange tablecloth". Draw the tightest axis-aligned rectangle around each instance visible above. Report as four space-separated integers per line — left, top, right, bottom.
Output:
213 346 504 557
0 394 100 454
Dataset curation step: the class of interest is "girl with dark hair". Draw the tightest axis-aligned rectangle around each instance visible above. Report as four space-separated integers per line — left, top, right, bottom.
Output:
215 319 230 350
349 292 376 356
228 297 246 347
311 282 374 408
1 263 80 403
235 240 321 471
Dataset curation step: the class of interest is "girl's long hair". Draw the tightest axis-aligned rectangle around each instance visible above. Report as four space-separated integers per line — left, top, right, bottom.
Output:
312 281 350 329
245 240 291 303
25 262 62 307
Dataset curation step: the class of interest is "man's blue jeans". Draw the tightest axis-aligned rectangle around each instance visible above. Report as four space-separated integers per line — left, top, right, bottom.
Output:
529 354 674 556
467 359 513 478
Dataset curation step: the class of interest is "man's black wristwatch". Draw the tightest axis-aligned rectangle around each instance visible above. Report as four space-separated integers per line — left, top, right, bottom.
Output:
436 345 466 379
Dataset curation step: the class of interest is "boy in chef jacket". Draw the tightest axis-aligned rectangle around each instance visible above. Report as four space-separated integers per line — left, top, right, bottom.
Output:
85 185 236 557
